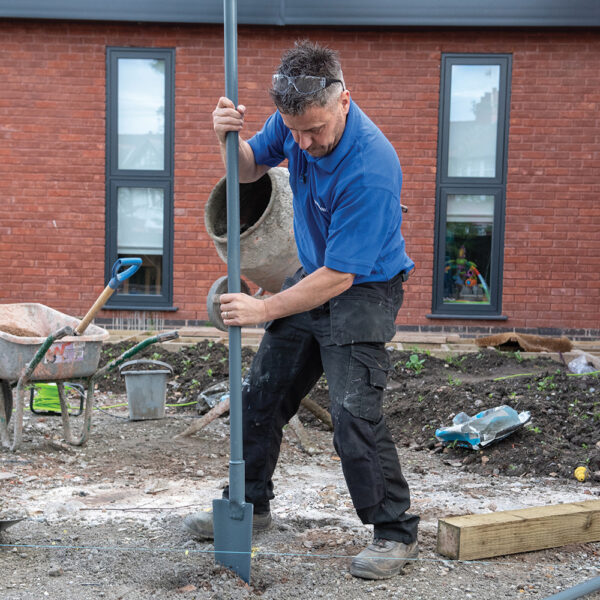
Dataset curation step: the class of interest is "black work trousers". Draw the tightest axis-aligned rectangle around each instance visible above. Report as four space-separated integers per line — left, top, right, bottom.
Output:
236 269 419 544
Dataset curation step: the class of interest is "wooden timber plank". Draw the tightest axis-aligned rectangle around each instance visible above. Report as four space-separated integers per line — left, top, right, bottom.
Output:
437 500 600 561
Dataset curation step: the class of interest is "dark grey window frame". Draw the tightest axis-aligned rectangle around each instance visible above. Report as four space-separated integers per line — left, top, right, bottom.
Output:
105 47 175 310
431 53 512 319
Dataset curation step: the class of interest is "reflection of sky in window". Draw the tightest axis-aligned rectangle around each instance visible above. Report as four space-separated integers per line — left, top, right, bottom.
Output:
450 65 499 122
118 59 165 134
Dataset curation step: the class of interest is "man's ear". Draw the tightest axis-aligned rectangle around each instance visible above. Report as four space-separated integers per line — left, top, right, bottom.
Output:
339 90 350 115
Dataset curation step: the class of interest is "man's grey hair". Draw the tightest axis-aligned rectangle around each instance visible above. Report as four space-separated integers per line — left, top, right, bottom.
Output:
269 40 345 116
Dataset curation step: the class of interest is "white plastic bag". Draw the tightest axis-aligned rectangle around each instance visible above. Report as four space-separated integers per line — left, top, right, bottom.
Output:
568 354 596 375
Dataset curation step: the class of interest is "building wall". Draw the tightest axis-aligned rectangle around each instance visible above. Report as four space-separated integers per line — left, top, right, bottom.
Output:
0 20 599 337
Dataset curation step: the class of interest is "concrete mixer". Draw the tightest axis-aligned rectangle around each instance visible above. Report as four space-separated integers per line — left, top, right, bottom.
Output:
204 166 300 330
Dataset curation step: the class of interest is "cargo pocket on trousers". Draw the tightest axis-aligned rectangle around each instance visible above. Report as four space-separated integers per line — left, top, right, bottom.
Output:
330 293 395 345
342 345 389 423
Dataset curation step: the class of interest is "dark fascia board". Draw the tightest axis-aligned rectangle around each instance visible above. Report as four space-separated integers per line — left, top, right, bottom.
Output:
0 0 283 25
284 0 600 27
1 0 599 27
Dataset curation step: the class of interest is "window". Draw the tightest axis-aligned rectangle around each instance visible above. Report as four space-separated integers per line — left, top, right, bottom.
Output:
432 55 511 317
105 48 175 309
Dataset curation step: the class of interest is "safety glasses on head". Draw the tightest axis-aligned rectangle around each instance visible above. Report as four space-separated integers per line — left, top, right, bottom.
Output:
272 73 344 95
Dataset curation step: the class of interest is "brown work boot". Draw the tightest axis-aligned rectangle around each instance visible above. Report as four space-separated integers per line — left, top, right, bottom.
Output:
350 538 418 580
182 510 272 540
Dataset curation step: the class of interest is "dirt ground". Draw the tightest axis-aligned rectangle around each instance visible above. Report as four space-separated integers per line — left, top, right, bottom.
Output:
1 338 599 599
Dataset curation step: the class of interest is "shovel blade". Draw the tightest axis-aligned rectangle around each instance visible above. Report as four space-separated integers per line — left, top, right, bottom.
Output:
212 498 253 583
0 518 23 532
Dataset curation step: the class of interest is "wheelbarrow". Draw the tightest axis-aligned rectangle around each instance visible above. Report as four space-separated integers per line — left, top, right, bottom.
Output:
0 256 141 437
0 302 178 451
1 269 179 451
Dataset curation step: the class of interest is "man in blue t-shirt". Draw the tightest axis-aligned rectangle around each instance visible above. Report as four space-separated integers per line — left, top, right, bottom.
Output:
184 41 419 580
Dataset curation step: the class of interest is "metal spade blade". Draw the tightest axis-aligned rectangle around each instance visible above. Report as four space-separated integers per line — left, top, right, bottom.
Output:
0 518 23 532
213 498 253 582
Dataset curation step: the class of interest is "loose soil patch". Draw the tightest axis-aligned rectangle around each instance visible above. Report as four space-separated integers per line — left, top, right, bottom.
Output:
385 348 600 480
97 341 600 482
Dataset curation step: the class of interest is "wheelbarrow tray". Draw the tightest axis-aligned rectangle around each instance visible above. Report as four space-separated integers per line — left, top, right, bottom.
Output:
0 303 109 382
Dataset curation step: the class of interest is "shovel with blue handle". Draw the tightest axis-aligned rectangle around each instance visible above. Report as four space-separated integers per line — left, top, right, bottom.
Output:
75 258 142 335
212 0 254 584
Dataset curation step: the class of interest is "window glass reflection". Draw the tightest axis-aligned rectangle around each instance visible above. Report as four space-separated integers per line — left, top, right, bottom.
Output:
448 65 500 178
117 187 164 295
118 58 165 170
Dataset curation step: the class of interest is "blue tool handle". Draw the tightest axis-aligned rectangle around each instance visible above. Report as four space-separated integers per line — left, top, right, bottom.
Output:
108 258 142 290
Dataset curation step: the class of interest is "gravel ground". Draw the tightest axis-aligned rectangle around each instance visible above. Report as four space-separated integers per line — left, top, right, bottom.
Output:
1 398 599 599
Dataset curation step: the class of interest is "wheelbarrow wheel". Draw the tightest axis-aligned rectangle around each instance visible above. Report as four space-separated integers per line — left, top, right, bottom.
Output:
1 380 12 425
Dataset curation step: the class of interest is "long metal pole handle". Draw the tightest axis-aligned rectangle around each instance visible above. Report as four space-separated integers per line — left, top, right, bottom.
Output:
224 0 244 507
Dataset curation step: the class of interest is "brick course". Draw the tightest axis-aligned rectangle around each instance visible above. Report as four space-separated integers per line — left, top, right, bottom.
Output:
0 21 598 337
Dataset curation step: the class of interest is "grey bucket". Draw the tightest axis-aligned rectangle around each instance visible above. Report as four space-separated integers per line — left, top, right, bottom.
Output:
205 166 300 293
119 359 173 421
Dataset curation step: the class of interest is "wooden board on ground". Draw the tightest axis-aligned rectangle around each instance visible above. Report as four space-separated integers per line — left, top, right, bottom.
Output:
437 500 600 561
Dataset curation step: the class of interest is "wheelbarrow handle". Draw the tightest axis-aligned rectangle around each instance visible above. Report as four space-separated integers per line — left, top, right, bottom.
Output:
156 330 179 343
23 326 75 380
92 330 179 380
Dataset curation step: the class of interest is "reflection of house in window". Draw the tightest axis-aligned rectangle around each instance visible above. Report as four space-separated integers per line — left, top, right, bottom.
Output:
118 134 164 170
449 86 499 178
473 88 498 123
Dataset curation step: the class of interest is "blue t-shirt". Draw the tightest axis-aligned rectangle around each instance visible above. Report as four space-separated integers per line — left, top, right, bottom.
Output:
247 100 413 284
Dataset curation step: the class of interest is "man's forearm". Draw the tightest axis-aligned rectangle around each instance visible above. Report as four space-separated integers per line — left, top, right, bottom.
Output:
219 137 269 183
263 267 355 322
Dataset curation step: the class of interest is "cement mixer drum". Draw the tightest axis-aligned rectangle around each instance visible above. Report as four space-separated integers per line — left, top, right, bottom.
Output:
204 167 300 294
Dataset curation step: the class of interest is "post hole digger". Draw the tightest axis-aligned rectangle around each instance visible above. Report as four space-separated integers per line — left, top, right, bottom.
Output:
0 258 178 451
209 0 254 584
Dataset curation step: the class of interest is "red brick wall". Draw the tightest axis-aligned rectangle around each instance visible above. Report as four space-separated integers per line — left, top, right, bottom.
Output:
0 21 598 337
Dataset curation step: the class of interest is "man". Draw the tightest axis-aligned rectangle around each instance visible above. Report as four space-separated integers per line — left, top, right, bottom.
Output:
184 41 419 580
